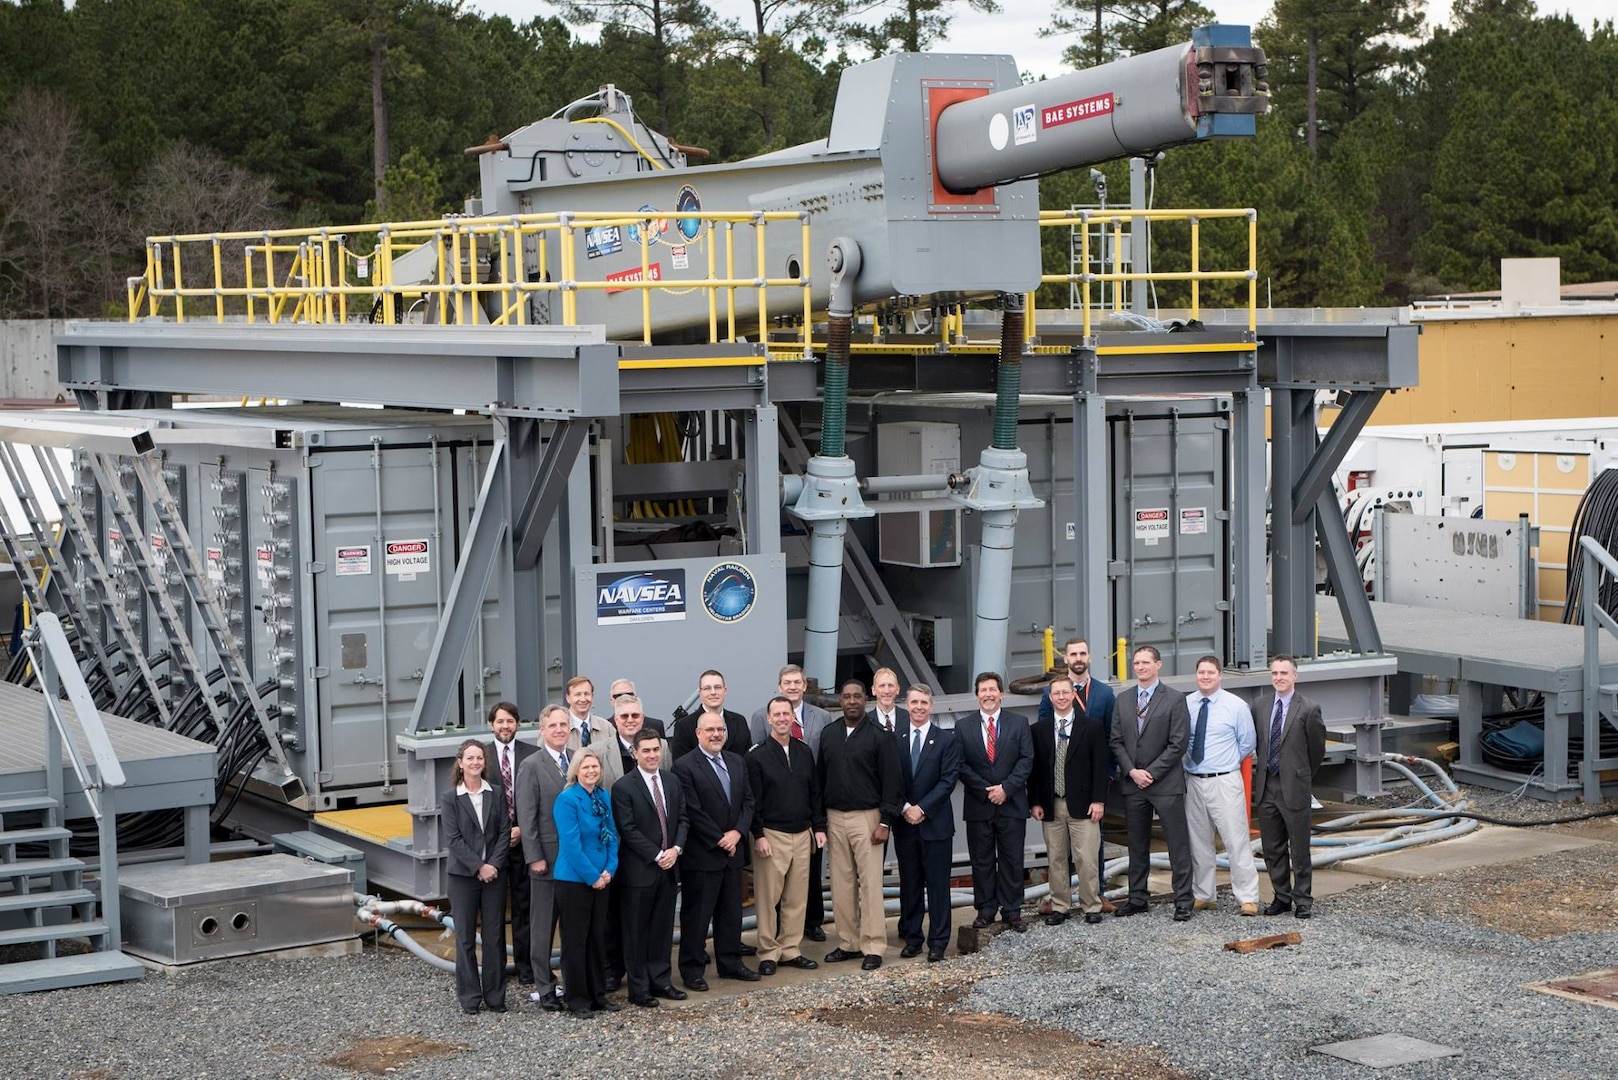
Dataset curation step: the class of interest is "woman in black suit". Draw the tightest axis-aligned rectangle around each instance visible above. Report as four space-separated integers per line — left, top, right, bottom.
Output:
440 738 510 1014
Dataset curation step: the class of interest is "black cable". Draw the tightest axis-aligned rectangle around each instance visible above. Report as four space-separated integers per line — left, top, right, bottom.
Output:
1564 465 1618 622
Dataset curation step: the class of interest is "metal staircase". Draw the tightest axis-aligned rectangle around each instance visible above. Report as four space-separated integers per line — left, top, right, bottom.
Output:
0 612 144 993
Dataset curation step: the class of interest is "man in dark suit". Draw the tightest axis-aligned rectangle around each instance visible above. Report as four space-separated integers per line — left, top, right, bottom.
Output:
957 671 1034 932
1038 636 1118 911
515 704 573 1010
595 694 669 991
1030 675 1110 925
893 684 960 962
867 667 903 734
1252 654 1328 919
611 728 691 1008
671 669 752 759
749 663 834 941
485 701 536 985
1109 645 1194 920
674 712 759 989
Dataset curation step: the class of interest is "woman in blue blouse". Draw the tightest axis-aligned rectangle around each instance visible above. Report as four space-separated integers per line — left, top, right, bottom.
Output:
552 746 620 1016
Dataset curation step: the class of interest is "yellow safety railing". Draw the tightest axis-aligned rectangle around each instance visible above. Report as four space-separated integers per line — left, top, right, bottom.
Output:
129 210 815 350
1036 207 1258 338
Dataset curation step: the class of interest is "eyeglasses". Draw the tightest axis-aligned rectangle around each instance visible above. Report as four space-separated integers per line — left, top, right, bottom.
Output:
621 712 644 719
612 691 634 699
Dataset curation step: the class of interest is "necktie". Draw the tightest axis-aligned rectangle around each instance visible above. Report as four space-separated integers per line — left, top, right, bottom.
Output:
1137 688 1149 733
557 749 568 778
884 713 894 734
578 722 590 746
910 728 922 771
1190 698 1209 767
650 772 670 849
500 745 514 815
1055 720 1069 798
791 709 804 742
985 716 997 765
1268 698 1285 773
710 753 731 802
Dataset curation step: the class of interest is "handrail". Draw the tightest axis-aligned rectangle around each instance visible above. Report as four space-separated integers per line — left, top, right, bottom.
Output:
1037 207 1259 339
22 612 127 819
130 209 815 351
1579 534 1618 803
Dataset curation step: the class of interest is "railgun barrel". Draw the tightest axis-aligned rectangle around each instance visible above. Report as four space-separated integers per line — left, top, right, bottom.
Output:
934 26 1268 193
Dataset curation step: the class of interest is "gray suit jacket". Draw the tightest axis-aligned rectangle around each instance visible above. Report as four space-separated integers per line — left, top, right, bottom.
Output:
515 746 571 873
1251 691 1327 811
599 735 672 789
440 783 509 878
749 701 832 758
1110 681 1190 798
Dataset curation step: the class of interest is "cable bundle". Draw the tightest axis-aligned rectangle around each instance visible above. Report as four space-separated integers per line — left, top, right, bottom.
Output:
1561 466 1618 623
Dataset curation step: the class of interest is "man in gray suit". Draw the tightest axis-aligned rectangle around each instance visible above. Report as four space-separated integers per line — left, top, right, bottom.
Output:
600 695 672 789
1109 645 1195 921
1252 654 1328 919
750 663 834 941
515 704 574 1010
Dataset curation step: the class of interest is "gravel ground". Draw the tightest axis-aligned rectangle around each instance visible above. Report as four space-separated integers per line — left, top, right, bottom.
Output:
4 804 1614 1079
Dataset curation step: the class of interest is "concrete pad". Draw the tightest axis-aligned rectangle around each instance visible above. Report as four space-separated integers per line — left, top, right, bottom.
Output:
1312 1033 1461 1067
1347 825 1606 881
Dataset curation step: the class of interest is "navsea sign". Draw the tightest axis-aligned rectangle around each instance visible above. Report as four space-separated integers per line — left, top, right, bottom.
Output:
596 569 687 625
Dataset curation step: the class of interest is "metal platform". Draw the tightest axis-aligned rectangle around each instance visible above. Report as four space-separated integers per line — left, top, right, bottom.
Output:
1319 600 1618 801
0 682 217 859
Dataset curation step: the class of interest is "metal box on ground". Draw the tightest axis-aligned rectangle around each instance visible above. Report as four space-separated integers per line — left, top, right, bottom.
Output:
118 854 354 965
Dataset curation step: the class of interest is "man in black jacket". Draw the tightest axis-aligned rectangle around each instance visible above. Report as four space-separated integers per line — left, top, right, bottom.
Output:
1030 676 1110 925
670 669 752 758
745 696 826 975
611 729 690 1007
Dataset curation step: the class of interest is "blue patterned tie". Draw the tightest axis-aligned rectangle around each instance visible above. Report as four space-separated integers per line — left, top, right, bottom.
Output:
710 753 731 802
1190 698 1209 767
911 728 922 771
1137 688 1149 733
1268 698 1285 773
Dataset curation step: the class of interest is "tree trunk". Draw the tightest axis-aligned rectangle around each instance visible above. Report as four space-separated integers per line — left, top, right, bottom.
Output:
1305 27 1318 159
371 10 389 212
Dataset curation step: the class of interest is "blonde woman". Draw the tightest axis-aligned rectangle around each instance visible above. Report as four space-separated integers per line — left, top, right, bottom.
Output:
552 747 620 1016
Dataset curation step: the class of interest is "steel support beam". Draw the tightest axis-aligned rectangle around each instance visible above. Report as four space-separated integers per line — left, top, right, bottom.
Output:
512 419 588 572
1315 488 1382 653
1071 359 1109 660
408 440 508 734
1231 385 1267 670
1291 389 1385 524
1269 387 1317 657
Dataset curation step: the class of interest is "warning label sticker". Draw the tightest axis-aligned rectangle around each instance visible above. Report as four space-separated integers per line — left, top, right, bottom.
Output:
205 547 225 587
336 545 372 577
107 528 124 572
1180 507 1208 535
256 545 275 590
1042 93 1114 129
605 262 662 295
149 534 168 573
1134 507 1170 544
670 245 689 270
385 539 430 580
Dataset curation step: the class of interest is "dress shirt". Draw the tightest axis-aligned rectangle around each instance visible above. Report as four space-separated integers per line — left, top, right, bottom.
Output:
1183 688 1256 774
874 709 898 732
548 747 569 775
456 782 490 860
638 768 677 852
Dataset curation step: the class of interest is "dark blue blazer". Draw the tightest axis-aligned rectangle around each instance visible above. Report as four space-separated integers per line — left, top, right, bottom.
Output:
894 724 961 842
672 748 755 872
1040 677 1118 777
956 710 1033 822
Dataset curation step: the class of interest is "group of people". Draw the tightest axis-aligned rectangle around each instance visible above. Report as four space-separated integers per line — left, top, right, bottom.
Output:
440 646 1328 1016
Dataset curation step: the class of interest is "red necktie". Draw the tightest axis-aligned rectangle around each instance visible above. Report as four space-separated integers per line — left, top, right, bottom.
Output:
791 712 804 741
986 716 997 764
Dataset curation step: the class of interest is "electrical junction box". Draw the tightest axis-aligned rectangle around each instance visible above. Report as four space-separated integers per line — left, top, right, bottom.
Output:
118 854 355 965
877 421 961 568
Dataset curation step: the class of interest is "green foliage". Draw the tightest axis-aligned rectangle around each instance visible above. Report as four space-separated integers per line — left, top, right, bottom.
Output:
1044 1 1216 68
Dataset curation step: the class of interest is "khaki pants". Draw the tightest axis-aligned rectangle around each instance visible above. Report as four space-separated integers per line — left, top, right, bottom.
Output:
827 807 887 956
1042 801 1101 915
753 827 811 961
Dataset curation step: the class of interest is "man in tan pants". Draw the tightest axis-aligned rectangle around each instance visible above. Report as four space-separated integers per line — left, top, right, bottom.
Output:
744 697 826 974
1030 676 1110 925
817 680 903 970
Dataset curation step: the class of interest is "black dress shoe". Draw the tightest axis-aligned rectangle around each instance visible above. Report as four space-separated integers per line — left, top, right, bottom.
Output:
1173 907 1192 922
567 1006 593 1019
899 942 923 958
651 984 688 1001
629 995 659 1008
682 977 710 992
1294 908 1312 920
970 914 993 930
1044 911 1069 927
861 955 883 970
1113 902 1149 917
461 1006 481 1015
758 960 777 975
719 967 761 982
823 947 864 963
780 955 818 970
1006 916 1028 933
591 999 622 1013
739 943 758 956
517 976 535 986
602 975 622 993
1084 912 1104 925
487 1003 508 1013
927 948 945 962
1264 900 1292 916
804 926 827 942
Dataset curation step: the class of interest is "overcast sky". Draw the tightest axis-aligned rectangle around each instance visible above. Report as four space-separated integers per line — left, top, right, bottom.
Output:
470 0 1611 81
